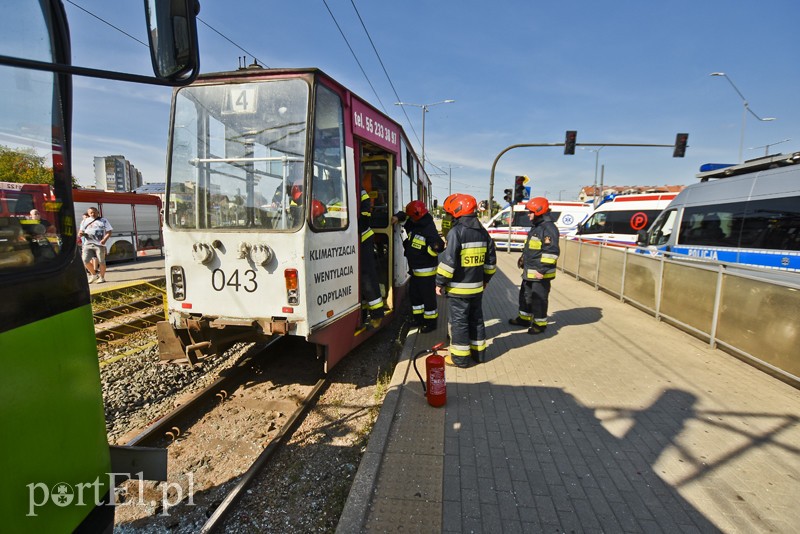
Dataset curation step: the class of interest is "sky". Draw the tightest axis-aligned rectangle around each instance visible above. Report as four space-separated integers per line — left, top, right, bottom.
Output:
63 0 800 203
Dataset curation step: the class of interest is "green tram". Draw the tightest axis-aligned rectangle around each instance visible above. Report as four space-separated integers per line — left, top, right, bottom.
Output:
0 1 199 530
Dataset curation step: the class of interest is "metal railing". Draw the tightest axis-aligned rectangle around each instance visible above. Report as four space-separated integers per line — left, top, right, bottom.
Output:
558 238 800 388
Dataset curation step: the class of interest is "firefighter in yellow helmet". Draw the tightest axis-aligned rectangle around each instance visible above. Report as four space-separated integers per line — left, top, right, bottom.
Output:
439 193 458 240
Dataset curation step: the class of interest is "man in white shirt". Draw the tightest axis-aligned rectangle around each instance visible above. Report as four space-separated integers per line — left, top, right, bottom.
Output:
79 207 113 283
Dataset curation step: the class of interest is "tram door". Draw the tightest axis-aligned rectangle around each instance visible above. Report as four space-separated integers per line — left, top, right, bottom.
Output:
360 154 394 311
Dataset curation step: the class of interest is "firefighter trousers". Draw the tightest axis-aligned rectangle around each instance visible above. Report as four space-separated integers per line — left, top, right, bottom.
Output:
409 274 437 326
518 279 551 327
447 294 486 367
360 238 384 320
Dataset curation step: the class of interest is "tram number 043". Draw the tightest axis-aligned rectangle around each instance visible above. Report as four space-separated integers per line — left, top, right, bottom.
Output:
211 268 258 292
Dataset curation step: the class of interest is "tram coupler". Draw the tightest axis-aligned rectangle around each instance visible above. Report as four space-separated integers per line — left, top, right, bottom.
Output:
156 320 215 365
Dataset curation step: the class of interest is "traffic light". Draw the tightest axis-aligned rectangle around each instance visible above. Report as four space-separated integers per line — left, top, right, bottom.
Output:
503 188 512 204
673 133 689 158
564 130 577 155
514 175 526 203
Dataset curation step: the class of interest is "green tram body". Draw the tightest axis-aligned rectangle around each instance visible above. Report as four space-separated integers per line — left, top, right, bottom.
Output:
0 1 200 530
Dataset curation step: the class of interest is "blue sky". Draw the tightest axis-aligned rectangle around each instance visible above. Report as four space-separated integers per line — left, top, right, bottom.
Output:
65 0 799 203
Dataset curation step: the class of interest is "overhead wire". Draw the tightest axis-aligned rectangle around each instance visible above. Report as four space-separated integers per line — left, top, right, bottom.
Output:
66 2 269 71
65 0 148 47
68 0 444 186
348 0 422 149
321 0 387 113
196 17 269 68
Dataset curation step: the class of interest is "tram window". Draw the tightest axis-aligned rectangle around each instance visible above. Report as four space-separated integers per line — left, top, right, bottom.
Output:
401 172 412 210
361 161 390 228
311 85 346 231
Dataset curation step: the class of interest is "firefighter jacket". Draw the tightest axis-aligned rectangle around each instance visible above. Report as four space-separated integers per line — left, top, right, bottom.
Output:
358 189 374 243
435 214 497 297
441 214 453 239
521 214 560 281
403 213 444 277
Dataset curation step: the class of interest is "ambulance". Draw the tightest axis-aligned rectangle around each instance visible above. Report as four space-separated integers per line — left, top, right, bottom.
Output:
568 192 678 247
486 200 592 250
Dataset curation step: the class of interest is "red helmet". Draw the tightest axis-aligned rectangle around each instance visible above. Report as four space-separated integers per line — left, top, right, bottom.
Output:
450 194 477 218
291 182 303 202
405 200 428 222
311 199 326 219
526 197 549 217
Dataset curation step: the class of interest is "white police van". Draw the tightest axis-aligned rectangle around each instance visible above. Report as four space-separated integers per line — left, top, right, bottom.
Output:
569 192 678 247
638 152 800 272
486 200 592 250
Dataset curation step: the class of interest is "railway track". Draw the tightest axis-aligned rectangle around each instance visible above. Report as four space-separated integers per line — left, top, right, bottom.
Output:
111 337 328 531
91 279 166 347
93 279 405 531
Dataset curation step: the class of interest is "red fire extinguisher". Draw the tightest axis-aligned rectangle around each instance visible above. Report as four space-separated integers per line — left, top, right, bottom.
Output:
413 342 447 407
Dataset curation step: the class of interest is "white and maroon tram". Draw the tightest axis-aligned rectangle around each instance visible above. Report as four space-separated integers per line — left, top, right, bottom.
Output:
158 67 432 370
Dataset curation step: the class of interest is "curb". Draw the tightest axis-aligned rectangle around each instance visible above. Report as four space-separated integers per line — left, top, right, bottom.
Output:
335 326 419 533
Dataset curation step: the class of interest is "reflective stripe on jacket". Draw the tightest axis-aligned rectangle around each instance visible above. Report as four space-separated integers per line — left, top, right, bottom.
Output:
522 215 560 281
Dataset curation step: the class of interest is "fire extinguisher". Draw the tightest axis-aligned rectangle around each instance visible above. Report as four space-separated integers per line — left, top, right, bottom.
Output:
413 342 447 407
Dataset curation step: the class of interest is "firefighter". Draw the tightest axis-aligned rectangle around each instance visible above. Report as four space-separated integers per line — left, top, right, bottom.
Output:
359 186 384 328
435 194 497 367
440 193 458 240
393 200 444 332
508 197 560 334
310 199 327 228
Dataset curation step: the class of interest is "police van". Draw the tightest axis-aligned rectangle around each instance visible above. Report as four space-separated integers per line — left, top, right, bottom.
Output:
486 200 592 250
637 152 800 272
569 192 678 247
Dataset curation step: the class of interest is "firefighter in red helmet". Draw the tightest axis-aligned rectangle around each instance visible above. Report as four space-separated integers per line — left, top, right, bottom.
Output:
508 197 560 334
392 200 444 332
435 194 496 367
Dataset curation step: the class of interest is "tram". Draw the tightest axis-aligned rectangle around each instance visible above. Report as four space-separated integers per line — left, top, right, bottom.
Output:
0 0 198 530
158 66 431 371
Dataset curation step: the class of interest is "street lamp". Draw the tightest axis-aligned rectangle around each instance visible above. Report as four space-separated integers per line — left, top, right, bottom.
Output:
710 72 776 163
581 146 604 207
394 99 455 173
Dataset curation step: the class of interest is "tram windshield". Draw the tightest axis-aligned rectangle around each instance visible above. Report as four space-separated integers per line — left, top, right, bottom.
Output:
168 78 311 230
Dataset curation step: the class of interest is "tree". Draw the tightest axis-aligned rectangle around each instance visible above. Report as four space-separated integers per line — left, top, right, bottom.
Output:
0 145 54 184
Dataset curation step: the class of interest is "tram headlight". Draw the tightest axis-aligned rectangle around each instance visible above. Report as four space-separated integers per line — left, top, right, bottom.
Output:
284 268 299 305
191 242 215 265
170 266 186 301
250 243 274 266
